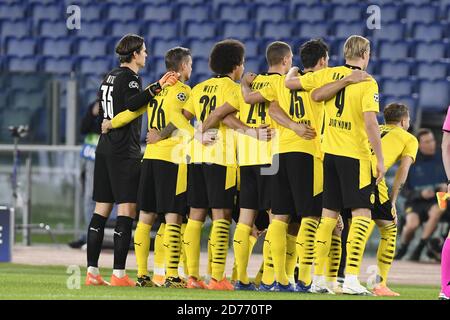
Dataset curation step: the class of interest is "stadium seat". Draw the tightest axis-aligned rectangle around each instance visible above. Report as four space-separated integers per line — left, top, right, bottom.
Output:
42 57 75 74
78 4 105 21
184 21 217 39
415 62 449 80
78 57 112 76
5 37 37 57
370 22 406 41
412 22 446 42
333 21 366 38
151 58 167 78
222 21 256 39
381 78 416 96
378 60 411 79
71 21 105 38
41 38 73 58
244 57 264 74
109 21 141 37
189 73 209 86
6 56 40 72
39 20 68 37
179 4 212 23
0 19 31 38
414 41 448 61
260 22 293 39
143 21 179 40
294 22 329 39
0 4 27 19
243 39 260 59
10 74 46 91
255 4 289 24
331 4 363 22
378 40 410 60
106 4 137 21
188 38 216 59
290 0 321 6
31 3 62 22
293 4 329 23
141 4 173 22
418 80 450 111
192 58 210 76
404 5 439 24
381 94 419 121
2 107 33 127
76 38 109 58
152 38 184 58
11 90 45 111
217 4 252 23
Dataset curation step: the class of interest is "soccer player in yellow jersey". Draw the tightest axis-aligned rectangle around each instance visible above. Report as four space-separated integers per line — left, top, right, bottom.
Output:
181 39 245 291
286 35 385 295
102 47 196 288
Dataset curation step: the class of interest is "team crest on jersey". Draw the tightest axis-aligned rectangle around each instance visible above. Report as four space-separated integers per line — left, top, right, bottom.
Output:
374 93 379 102
177 92 187 102
129 81 139 89
370 193 375 204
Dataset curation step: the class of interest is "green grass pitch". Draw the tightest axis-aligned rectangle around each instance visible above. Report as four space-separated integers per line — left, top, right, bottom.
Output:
0 263 441 300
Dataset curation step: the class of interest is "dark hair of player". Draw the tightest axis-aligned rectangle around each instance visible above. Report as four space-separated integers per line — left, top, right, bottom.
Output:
165 47 191 72
384 103 409 124
209 39 245 75
299 38 329 69
266 41 291 67
417 128 433 142
115 34 145 63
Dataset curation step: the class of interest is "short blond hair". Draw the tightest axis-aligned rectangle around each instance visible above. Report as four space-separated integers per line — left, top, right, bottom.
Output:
343 35 370 60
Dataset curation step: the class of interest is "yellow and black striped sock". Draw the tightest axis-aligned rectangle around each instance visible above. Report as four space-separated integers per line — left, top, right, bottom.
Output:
179 223 188 277
268 219 289 285
286 234 297 284
233 223 252 283
313 217 337 276
297 218 319 285
261 228 274 285
134 221 151 277
326 235 342 283
153 223 165 276
346 216 372 276
164 223 182 278
377 222 397 286
211 219 231 281
183 219 203 279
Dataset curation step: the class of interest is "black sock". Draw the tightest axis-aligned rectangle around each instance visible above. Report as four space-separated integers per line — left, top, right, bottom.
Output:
113 216 134 270
87 213 107 268
416 239 428 252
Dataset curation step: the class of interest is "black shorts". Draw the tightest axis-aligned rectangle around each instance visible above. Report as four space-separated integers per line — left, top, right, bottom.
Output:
239 164 271 210
405 199 437 224
187 163 236 209
271 152 323 218
323 153 375 211
372 181 395 221
93 153 140 204
137 159 188 216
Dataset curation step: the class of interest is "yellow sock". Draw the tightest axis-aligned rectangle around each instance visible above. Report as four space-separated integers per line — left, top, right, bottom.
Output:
313 217 337 276
367 219 376 239
254 261 264 286
179 223 188 277
249 234 257 255
153 222 165 276
377 222 397 286
325 235 342 282
297 218 319 285
346 216 372 276
164 223 182 278
207 234 212 278
183 219 203 279
134 221 151 277
211 219 231 281
286 234 297 284
262 228 275 285
233 223 252 284
268 219 289 285
232 233 256 282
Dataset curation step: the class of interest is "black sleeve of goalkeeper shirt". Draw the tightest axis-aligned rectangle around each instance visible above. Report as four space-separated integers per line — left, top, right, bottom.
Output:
120 72 152 111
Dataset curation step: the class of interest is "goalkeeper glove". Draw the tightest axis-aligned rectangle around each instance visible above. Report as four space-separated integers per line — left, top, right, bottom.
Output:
146 71 179 96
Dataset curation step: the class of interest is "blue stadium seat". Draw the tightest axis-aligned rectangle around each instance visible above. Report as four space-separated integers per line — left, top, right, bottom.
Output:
192 58 210 75
378 60 411 79
404 5 439 24
222 21 256 39
5 37 37 57
1 19 30 38
179 4 211 22
218 4 252 23
11 90 45 110
294 22 329 39
151 58 167 77
42 57 75 73
106 4 137 21
255 4 289 24
370 22 406 41
41 38 73 58
333 21 366 38
293 4 329 23
185 21 217 39
412 22 447 41
415 41 448 61
381 94 419 121
177 0 205 5
331 4 363 22
6 56 39 72
212 0 242 10
72 21 105 38
143 21 179 40
77 4 105 21
39 20 68 37
10 74 45 91
403 0 433 4
0 4 27 19
188 38 216 59
418 80 449 111
244 39 260 59
31 4 62 22
2 108 33 127
260 22 293 38
378 40 410 60
152 38 184 58
109 21 141 37
78 57 112 75
244 57 263 74
290 0 321 7
381 78 416 96
76 37 109 58
416 62 449 80
141 4 173 22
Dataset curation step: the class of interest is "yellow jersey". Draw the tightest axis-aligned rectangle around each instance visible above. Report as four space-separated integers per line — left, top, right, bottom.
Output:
183 75 240 166
299 65 380 160
259 73 323 158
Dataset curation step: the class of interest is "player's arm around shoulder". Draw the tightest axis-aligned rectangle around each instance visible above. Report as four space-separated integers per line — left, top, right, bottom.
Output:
241 72 267 104
102 105 147 134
